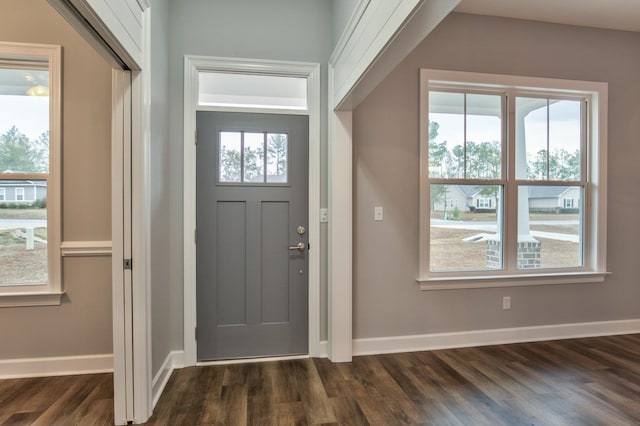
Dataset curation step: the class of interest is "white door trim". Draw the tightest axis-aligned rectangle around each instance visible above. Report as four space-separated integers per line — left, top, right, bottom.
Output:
111 69 132 424
49 1 152 423
183 56 322 366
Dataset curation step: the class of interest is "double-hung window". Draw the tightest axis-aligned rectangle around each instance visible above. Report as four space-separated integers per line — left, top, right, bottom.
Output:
0 42 61 306
419 70 608 289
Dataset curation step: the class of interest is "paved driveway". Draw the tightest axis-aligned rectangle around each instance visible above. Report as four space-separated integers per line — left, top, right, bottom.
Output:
0 219 47 230
431 219 579 242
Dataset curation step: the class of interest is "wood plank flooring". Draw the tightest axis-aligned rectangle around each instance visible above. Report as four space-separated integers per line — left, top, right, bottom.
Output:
3 334 640 425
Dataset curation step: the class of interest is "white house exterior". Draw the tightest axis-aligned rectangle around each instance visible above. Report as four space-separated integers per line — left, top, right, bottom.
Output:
431 185 498 213
432 185 579 213
528 186 580 212
0 180 47 204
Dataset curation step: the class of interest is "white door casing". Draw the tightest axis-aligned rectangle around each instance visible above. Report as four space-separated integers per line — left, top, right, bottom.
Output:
183 56 321 366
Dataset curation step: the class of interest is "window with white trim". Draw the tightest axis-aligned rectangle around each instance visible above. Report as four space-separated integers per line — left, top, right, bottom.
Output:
476 198 492 209
0 42 61 305
419 69 608 288
14 187 25 201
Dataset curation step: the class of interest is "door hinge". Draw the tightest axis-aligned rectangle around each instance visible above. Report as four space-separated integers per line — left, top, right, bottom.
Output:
195 130 198 146
194 228 198 244
195 327 198 340
123 258 133 270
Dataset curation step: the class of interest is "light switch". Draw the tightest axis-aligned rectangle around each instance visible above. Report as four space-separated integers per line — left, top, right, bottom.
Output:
320 208 328 223
374 206 383 221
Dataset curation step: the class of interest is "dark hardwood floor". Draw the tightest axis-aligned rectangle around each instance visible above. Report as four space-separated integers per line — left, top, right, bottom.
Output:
3 334 640 425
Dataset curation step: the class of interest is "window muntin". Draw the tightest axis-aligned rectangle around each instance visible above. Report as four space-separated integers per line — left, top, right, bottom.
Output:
218 131 289 185
0 42 61 302
420 70 606 287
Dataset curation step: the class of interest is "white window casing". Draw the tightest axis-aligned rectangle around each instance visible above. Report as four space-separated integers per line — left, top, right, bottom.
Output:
15 187 25 201
418 69 609 290
0 42 62 306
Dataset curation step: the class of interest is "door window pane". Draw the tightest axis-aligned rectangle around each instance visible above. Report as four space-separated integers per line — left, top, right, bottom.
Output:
243 132 264 183
0 180 47 286
266 133 288 183
219 131 241 182
430 184 503 271
518 185 583 269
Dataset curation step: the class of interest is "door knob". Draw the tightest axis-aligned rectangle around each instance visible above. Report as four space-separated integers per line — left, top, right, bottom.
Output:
288 242 305 252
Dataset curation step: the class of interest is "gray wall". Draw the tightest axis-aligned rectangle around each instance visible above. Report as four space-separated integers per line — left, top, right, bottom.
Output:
0 0 112 358
352 13 640 339
150 0 172 376
167 0 334 351
331 0 360 46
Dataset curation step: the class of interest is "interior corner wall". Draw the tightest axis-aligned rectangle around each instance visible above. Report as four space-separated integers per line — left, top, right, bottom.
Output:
0 0 113 359
352 12 640 339
167 0 334 352
150 0 172 376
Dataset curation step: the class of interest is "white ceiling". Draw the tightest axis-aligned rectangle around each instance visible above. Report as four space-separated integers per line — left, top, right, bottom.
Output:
455 0 640 33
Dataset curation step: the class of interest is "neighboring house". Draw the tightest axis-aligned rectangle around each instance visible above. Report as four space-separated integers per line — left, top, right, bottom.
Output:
433 185 579 213
0 180 46 204
529 186 580 212
432 185 498 213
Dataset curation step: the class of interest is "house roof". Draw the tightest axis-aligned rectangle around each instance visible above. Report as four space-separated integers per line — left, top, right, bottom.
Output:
528 186 571 199
0 180 45 186
458 185 482 198
451 185 572 199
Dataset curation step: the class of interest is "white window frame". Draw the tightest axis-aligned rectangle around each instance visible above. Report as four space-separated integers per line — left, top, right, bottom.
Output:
563 198 574 209
0 42 62 306
476 198 492 209
0 187 5 201
14 187 25 201
418 69 609 290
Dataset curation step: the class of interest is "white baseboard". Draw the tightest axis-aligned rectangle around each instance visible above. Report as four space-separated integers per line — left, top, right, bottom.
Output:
353 319 640 356
0 354 113 379
152 351 184 408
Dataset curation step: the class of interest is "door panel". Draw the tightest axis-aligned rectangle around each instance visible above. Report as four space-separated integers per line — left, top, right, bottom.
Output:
196 112 308 361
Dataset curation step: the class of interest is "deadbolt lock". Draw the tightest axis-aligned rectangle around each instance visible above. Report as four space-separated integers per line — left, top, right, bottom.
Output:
297 226 306 236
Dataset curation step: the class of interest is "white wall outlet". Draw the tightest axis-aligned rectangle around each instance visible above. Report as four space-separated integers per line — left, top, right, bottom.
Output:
374 206 383 221
320 208 328 223
503 296 511 310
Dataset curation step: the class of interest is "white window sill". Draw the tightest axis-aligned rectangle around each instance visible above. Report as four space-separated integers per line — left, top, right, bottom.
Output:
0 291 65 308
417 271 611 291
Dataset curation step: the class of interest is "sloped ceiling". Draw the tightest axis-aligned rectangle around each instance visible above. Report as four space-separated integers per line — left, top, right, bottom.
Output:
455 0 640 33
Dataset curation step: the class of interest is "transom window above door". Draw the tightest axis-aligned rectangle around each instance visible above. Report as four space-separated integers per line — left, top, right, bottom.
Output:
199 72 307 110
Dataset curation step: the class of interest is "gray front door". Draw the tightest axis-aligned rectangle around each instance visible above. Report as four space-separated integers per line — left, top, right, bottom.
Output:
196 112 309 361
